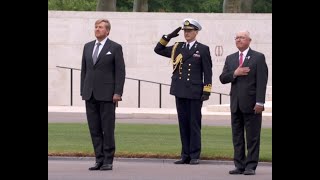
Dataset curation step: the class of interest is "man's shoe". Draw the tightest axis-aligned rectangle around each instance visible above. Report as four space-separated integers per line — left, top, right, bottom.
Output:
174 159 190 164
88 163 103 170
243 169 255 175
229 168 244 174
100 164 113 171
189 159 200 165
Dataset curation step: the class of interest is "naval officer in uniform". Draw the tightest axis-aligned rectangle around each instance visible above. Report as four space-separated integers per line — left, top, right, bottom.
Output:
154 18 213 165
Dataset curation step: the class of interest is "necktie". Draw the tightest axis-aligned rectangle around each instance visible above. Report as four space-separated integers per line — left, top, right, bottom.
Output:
92 42 101 64
239 52 243 67
186 43 190 50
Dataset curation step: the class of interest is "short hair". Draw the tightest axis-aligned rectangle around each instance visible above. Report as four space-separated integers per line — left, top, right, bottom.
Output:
237 30 251 40
95 19 111 31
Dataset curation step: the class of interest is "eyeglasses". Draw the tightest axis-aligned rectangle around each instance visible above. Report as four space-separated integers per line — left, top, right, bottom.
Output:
234 36 247 40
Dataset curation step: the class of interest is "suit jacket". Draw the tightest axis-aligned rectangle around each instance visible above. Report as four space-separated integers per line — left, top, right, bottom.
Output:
219 48 268 113
81 39 126 101
154 36 212 99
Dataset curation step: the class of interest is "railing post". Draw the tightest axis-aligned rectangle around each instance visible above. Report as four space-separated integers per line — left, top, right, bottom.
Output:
138 80 141 108
70 69 73 106
159 84 162 108
56 66 230 107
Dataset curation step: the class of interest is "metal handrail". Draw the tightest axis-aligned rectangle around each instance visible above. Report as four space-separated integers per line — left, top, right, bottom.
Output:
56 66 229 107
56 66 79 106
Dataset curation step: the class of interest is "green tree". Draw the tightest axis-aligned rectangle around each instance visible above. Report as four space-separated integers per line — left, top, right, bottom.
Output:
241 0 253 13
223 0 271 13
149 0 223 13
96 0 117 11
252 0 272 13
223 0 239 12
48 0 97 11
133 0 148 12
117 0 133 11
48 0 270 13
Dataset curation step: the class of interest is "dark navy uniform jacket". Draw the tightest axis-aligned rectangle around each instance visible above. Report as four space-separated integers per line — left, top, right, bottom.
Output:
154 35 213 99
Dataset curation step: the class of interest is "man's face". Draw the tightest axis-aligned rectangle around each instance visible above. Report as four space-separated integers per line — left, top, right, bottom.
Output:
94 22 109 39
184 29 198 42
235 32 251 51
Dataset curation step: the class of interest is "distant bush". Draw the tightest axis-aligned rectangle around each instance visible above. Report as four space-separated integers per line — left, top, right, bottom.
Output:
48 0 271 13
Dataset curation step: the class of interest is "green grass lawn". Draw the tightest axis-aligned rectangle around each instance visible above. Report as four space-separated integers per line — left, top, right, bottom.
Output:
48 123 272 162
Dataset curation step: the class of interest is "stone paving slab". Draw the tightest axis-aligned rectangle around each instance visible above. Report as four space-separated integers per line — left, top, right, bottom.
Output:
48 157 272 180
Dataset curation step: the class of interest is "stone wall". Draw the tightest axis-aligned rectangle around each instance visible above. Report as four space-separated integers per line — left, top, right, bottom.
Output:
48 11 272 107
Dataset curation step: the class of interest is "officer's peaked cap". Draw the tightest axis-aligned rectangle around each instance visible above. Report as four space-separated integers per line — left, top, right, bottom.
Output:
182 18 202 31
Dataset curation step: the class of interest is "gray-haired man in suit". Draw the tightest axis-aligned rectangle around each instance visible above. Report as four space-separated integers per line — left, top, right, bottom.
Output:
219 30 268 175
80 18 125 171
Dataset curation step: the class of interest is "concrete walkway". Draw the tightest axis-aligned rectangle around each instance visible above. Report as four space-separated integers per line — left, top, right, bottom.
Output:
48 157 272 180
48 106 272 127
48 105 272 179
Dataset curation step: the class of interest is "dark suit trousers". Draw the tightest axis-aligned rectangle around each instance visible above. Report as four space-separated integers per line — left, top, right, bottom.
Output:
231 107 262 170
175 97 203 160
85 94 116 164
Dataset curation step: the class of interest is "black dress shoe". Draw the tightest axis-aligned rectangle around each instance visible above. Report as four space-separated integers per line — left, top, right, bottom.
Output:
174 158 190 164
229 168 244 174
243 169 255 175
88 163 103 170
189 159 200 165
100 164 113 170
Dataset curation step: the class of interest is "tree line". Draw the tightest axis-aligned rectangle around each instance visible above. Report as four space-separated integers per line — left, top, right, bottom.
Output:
48 0 271 13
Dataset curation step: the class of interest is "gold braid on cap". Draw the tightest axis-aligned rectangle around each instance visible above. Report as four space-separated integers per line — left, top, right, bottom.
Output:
203 84 212 93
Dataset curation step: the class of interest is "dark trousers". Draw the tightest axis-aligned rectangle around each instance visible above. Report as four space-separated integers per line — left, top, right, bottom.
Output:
231 107 262 170
85 94 116 164
175 97 203 160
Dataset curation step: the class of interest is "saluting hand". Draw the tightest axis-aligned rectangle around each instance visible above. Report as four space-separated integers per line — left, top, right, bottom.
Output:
167 27 182 39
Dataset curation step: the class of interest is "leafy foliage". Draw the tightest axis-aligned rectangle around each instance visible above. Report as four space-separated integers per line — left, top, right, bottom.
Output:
253 0 272 13
117 0 134 11
48 0 97 11
48 0 271 13
149 0 223 13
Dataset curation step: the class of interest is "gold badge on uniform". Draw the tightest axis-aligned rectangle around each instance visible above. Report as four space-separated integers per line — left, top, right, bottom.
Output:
203 84 212 92
184 20 190 26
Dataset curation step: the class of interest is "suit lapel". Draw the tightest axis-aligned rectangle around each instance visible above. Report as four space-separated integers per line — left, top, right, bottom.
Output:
189 42 198 57
233 48 253 68
182 42 198 62
95 39 112 65
233 52 240 68
180 43 189 61
242 48 253 67
88 41 96 66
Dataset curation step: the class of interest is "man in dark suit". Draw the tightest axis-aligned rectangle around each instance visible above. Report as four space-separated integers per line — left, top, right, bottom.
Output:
219 30 268 175
80 18 125 171
154 18 212 165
